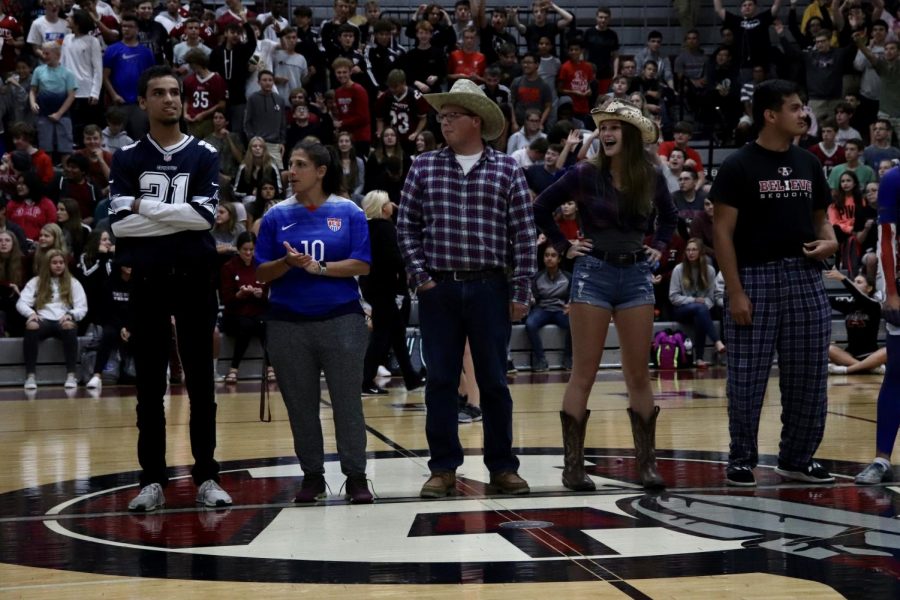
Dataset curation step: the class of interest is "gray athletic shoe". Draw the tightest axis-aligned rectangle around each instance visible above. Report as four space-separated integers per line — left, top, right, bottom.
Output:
196 479 233 507
128 483 165 512
855 461 893 485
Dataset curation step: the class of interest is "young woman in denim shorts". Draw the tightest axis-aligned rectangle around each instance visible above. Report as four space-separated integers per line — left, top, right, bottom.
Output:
534 98 678 490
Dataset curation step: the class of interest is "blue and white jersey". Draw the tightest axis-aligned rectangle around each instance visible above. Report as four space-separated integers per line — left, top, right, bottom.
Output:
255 194 371 318
109 134 220 270
877 166 900 335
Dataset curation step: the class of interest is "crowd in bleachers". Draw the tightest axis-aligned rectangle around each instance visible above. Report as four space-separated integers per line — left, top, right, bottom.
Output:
0 0 897 387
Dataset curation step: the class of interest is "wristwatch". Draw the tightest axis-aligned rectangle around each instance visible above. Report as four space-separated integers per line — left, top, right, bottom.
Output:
318 261 328 276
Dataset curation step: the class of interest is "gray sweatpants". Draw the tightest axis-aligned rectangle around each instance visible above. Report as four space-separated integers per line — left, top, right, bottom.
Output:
266 313 369 477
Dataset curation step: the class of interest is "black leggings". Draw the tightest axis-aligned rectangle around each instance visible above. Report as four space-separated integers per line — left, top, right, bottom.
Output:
221 313 266 369
24 320 78 374
362 296 417 388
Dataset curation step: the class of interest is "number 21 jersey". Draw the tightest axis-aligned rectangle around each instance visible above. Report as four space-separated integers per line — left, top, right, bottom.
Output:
109 134 220 270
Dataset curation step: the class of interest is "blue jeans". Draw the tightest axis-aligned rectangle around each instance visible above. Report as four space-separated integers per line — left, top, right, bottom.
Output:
417 277 519 474
570 255 655 311
672 302 720 361
524 307 570 361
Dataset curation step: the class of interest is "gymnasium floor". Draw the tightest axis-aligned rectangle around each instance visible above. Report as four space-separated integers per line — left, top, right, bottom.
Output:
1 368 898 599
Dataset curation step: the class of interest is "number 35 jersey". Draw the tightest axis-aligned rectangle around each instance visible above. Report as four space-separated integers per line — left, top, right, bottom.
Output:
255 194 371 318
109 134 220 271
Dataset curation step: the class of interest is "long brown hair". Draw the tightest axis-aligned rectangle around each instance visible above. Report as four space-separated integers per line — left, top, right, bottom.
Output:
0 231 23 286
34 249 73 310
334 130 359 194
681 237 710 291
242 136 277 175
214 201 238 233
372 126 405 165
58 197 86 250
590 120 655 220
33 223 68 273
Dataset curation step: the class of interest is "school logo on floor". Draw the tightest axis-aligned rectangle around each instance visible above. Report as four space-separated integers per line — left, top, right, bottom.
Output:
0 450 897 597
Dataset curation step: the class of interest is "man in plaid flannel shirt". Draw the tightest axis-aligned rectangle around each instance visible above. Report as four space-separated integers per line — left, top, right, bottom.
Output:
397 79 537 499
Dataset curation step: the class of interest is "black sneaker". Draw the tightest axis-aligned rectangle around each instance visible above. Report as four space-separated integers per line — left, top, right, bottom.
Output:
461 403 482 422
775 460 835 483
344 474 374 504
294 474 327 503
362 385 388 396
506 360 518 374
405 376 426 392
726 465 756 487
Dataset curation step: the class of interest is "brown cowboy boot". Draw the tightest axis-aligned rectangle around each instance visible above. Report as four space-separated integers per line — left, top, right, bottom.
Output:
627 406 665 489
560 410 596 491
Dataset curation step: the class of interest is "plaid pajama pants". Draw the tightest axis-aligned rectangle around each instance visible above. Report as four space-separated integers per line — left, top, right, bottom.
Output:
724 258 830 469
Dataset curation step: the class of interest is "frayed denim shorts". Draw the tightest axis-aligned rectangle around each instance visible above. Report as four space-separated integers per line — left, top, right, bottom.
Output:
570 254 655 311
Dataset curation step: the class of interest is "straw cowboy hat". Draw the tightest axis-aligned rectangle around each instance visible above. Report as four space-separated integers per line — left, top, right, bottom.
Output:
425 79 506 141
591 98 659 144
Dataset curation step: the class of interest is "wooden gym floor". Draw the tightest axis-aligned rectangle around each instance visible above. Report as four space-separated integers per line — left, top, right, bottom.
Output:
0 367 898 599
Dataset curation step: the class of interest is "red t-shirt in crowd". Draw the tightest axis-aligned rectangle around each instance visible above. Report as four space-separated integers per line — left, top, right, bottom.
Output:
807 142 846 178
557 217 580 241
658 141 705 174
335 82 371 143
558 59 595 115
183 71 227 120
7 196 57 241
448 49 486 80
0 15 23 75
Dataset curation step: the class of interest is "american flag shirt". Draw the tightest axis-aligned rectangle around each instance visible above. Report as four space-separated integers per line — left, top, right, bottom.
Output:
397 145 538 305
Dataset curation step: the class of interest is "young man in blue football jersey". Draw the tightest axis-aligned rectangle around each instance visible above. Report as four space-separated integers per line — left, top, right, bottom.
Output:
109 65 232 512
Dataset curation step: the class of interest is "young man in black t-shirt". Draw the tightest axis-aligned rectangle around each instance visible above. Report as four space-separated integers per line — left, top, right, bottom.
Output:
713 0 781 81
582 7 619 95
711 79 838 488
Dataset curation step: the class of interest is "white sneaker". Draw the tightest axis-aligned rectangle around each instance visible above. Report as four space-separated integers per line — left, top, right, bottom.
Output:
874 365 887 375
196 479 233 507
64 374 77 388
377 365 392 377
128 483 165 512
23 374 36 390
855 460 893 485
86 375 102 389
827 363 848 375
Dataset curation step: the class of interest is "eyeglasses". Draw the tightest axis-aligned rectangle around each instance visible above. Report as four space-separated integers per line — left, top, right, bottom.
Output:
437 111 475 123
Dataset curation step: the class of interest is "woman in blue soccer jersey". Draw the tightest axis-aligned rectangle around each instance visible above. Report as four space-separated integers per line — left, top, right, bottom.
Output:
255 139 374 504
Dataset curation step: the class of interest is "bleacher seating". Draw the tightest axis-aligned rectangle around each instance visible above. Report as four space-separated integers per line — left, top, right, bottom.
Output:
0 310 878 386
2 2 875 386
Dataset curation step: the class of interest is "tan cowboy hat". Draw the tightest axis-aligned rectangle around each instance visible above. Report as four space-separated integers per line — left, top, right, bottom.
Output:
591 98 659 144
425 79 506 141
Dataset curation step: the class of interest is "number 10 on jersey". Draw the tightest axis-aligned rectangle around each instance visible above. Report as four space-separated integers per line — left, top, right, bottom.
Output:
297 239 325 261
